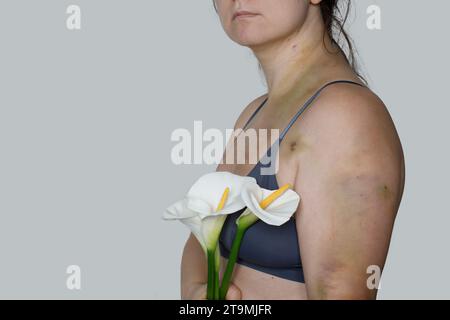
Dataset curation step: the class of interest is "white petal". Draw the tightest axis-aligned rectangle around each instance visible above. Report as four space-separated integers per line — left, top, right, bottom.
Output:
163 200 208 252
260 188 301 217
186 171 257 210
185 197 214 218
201 215 227 249
181 216 207 252
185 196 247 219
163 198 197 220
240 184 300 226
217 198 248 215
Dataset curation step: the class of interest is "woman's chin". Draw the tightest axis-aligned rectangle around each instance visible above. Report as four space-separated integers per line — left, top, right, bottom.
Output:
231 35 268 48
229 29 280 49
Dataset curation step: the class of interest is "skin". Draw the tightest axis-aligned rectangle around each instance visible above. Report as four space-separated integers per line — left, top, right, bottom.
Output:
181 0 405 300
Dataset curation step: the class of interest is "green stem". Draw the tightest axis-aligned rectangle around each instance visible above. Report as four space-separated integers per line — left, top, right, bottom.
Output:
219 226 246 300
206 250 215 300
214 246 220 300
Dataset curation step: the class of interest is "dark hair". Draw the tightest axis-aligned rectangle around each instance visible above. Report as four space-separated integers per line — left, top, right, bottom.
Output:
320 0 366 83
212 0 366 83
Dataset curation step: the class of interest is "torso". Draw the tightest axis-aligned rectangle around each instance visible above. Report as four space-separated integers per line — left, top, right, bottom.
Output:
219 255 308 299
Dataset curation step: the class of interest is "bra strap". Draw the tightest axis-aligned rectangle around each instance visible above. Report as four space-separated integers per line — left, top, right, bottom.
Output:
279 80 365 141
242 96 269 130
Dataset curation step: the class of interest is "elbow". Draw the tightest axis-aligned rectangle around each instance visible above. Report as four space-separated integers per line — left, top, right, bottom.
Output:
308 287 377 300
307 277 377 300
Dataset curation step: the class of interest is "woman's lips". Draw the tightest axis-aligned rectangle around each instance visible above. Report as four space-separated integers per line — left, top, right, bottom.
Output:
233 11 259 20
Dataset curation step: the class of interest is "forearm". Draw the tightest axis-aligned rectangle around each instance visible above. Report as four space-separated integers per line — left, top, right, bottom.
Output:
180 233 208 298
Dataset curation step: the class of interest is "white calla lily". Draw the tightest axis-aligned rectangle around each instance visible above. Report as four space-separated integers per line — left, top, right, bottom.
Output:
238 181 301 227
162 171 258 300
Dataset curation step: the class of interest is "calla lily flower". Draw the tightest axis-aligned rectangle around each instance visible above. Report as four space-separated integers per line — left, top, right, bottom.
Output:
238 182 301 227
163 171 258 299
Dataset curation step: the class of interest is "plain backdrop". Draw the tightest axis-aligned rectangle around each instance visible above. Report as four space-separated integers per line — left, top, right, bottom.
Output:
0 0 449 299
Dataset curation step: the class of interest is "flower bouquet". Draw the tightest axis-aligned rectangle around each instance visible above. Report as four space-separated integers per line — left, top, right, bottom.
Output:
163 171 300 300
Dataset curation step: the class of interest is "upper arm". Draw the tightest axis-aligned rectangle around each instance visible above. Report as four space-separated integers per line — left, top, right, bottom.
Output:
294 85 405 299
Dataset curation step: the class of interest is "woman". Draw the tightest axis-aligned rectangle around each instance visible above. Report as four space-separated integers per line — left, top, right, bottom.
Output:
181 0 405 300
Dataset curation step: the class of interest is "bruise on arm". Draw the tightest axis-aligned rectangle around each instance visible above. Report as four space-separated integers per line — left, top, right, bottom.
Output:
295 124 402 299
298 164 399 299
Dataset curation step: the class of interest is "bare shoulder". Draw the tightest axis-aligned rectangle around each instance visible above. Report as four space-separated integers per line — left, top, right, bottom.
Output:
306 82 403 158
311 82 394 136
295 82 405 211
233 93 269 130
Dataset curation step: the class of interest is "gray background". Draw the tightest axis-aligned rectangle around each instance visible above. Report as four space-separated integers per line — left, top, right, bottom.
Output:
0 0 448 299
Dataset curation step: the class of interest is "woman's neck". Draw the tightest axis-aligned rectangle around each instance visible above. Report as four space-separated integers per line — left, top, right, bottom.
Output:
250 7 348 99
